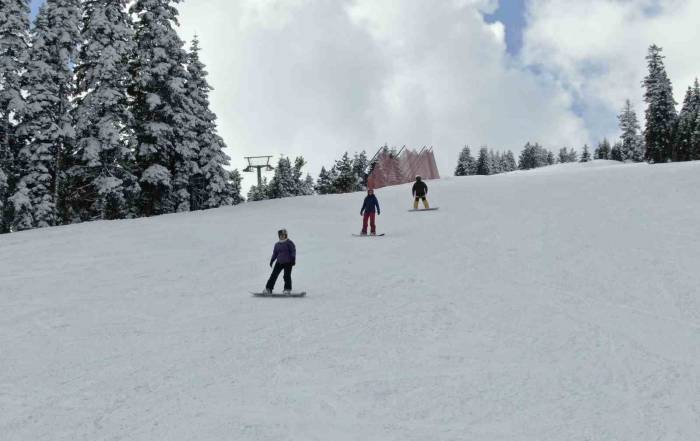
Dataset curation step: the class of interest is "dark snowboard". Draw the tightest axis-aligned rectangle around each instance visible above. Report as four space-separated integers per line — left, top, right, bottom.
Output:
252 292 306 298
408 207 439 212
352 233 386 237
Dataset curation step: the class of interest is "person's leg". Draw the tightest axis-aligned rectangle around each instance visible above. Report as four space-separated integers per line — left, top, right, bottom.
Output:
369 212 376 234
414 197 419 210
266 263 283 291
283 264 293 291
422 196 430 209
362 212 369 234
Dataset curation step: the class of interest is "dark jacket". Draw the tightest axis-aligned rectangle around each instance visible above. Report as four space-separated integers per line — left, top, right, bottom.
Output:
412 180 428 197
271 239 296 266
361 195 380 215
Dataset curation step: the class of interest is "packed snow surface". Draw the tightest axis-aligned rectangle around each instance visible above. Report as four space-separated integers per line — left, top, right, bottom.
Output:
2 161 700 440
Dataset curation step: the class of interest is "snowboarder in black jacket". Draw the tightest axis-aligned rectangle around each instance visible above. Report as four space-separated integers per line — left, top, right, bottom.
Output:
412 176 429 210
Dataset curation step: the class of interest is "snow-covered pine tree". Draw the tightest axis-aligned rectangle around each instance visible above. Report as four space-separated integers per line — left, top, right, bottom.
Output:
595 138 611 160
618 100 644 162
544 149 554 165
0 0 30 233
267 156 296 199
184 36 237 210
580 145 591 162
300 174 315 196
674 82 699 162
332 152 355 193
558 147 569 163
291 156 315 195
352 151 369 191
611 142 623 161
228 169 244 204
476 147 490 175
518 143 535 170
691 80 700 160
454 146 476 176
694 109 700 161
70 0 139 221
643 45 677 163
247 177 269 201
129 0 195 216
504 150 517 171
10 0 81 230
315 166 335 194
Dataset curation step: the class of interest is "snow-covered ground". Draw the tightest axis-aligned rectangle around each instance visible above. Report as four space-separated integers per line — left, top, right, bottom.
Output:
2 160 700 440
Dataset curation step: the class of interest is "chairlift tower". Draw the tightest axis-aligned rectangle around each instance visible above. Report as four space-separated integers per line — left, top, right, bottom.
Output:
243 155 274 187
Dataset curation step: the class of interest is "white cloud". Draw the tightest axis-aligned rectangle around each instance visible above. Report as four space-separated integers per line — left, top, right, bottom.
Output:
178 0 590 188
522 0 700 140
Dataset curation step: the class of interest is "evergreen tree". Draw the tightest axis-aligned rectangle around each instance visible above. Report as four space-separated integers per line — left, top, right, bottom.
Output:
580 145 591 162
558 147 569 163
595 138 611 159
611 142 624 161
352 151 369 191
70 0 138 221
332 152 355 193
693 111 700 161
691 81 700 160
674 82 699 162
0 0 30 233
185 37 236 210
518 142 551 170
504 150 517 171
642 45 677 163
267 156 296 199
618 100 644 162
247 178 269 201
315 166 335 195
476 147 491 175
129 0 194 216
454 145 476 176
11 1 81 230
299 174 315 196
227 169 244 205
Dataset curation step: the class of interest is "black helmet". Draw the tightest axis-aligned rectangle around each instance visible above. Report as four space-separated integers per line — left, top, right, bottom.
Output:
415 175 422 181
278 229 288 238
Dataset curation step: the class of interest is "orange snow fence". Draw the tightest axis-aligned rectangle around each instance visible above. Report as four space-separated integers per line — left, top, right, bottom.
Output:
367 147 440 190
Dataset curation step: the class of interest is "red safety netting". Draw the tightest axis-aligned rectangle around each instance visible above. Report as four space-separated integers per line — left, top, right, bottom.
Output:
367 148 440 190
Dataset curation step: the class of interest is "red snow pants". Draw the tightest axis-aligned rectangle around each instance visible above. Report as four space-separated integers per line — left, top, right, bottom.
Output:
362 212 376 234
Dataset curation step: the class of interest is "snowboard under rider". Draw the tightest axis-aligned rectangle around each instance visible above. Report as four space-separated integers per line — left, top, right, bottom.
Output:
412 176 429 210
264 229 296 294
360 189 381 235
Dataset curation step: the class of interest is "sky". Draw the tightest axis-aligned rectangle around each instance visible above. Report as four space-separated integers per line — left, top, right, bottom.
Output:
29 0 700 189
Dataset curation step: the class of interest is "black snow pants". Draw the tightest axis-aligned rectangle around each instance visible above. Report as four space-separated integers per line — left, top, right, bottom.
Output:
266 262 293 291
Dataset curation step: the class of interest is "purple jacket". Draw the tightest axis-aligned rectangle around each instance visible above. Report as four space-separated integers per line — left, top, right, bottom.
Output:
271 239 296 265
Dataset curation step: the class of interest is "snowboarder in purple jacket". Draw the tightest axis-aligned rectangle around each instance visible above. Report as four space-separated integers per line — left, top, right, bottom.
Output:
265 229 296 294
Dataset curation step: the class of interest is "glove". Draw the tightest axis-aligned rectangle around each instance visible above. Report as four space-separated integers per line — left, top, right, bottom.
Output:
292 260 296 266
377 211 381 215
269 260 274 268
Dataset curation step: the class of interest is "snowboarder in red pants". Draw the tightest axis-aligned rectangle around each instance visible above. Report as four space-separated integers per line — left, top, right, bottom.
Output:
360 189 381 235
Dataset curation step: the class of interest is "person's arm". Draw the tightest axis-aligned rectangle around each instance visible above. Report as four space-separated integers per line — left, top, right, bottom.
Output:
360 198 365 215
376 198 381 215
289 241 296 266
270 245 278 267
412 183 417 196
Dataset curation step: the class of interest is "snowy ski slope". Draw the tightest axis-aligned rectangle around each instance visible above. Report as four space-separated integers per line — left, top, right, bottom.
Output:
2 160 700 440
